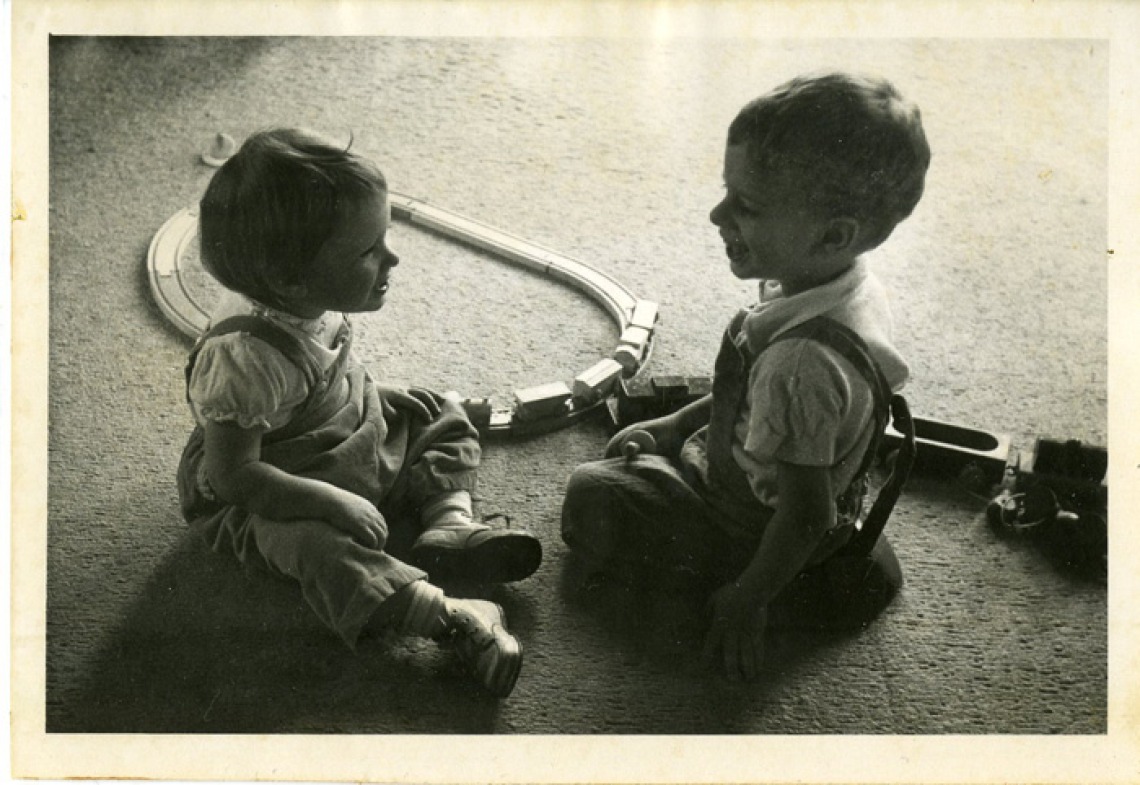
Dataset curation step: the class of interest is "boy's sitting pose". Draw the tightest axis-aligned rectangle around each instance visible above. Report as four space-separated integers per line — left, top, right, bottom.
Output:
561 72 930 681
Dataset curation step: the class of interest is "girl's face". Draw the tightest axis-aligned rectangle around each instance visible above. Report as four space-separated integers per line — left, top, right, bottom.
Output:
709 143 838 295
290 190 399 317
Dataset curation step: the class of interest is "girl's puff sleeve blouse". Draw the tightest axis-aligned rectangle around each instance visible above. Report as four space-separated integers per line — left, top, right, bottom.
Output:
187 332 310 431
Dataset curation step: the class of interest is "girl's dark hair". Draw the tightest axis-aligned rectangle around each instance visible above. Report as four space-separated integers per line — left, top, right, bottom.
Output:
198 128 388 310
728 72 931 250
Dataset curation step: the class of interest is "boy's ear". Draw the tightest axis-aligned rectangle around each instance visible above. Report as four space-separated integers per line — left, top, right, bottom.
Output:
818 217 861 254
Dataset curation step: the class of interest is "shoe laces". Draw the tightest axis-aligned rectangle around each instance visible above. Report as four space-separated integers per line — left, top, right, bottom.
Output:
450 605 497 650
481 513 513 528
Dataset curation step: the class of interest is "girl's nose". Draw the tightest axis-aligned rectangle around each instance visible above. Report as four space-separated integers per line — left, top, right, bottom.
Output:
384 249 400 268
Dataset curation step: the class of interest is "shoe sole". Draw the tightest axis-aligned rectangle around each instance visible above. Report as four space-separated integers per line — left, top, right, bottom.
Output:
461 602 522 698
413 534 543 583
486 624 522 698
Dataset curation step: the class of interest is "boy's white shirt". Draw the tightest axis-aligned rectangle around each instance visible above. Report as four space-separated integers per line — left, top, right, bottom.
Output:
732 258 910 510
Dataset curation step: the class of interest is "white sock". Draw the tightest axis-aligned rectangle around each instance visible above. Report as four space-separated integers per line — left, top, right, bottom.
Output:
397 580 450 639
420 490 478 530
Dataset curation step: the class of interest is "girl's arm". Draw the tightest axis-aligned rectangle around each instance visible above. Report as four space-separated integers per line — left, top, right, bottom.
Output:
203 420 388 548
702 459 833 680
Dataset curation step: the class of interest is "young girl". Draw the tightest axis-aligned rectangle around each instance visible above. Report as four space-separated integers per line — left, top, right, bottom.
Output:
176 128 542 697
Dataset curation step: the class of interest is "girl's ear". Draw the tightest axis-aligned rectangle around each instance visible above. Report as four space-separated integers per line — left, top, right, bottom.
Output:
270 278 310 311
278 282 308 297
273 277 309 300
818 217 861 254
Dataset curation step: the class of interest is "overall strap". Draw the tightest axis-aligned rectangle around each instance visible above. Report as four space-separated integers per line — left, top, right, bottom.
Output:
769 316 916 556
184 314 326 398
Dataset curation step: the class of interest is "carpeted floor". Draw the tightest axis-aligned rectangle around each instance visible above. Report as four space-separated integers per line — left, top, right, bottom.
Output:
43 35 1107 738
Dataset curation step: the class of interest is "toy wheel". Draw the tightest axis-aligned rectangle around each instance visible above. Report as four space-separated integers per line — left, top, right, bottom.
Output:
986 485 1060 535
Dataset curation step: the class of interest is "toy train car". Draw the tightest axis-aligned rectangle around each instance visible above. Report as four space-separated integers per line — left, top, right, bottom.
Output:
628 300 659 331
1014 437 1107 511
573 358 624 404
612 300 660 374
879 417 1012 487
611 374 713 430
513 381 574 422
459 397 494 432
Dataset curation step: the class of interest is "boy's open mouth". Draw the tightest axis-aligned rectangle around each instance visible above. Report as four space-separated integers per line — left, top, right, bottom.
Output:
724 238 750 263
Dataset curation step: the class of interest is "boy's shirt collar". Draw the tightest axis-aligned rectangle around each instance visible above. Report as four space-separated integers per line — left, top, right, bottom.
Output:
738 258 911 391
738 259 868 352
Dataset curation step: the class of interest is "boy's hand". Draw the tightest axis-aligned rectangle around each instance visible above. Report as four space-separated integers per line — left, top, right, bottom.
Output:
379 385 442 422
604 416 682 459
702 582 768 681
604 396 712 460
327 490 389 549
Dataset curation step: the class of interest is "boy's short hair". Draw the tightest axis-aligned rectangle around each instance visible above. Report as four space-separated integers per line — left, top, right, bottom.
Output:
199 128 387 310
728 72 931 250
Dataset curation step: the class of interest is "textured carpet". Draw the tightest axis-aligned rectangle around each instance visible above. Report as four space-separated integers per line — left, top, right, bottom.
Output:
43 36 1107 738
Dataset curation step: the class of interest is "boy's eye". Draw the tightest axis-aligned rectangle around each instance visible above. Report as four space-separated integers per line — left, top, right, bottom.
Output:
723 186 760 216
734 195 760 216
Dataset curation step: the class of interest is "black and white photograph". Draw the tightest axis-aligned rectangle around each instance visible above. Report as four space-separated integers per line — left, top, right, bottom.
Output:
10 0 1140 782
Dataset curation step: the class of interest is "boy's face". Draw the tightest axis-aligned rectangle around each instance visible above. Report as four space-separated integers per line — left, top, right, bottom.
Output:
710 144 839 294
292 190 400 317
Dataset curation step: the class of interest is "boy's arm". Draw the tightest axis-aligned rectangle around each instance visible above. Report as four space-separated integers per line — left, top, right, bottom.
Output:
703 459 833 680
203 420 388 548
668 394 714 435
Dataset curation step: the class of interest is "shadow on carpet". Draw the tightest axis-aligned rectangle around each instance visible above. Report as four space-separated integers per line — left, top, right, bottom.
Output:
46 531 531 734
47 534 863 734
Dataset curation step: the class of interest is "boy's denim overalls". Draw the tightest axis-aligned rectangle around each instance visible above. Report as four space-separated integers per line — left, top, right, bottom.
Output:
561 309 902 626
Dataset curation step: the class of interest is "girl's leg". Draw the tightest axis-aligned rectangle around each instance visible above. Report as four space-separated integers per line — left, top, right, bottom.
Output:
411 489 543 583
389 394 542 583
251 516 522 696
769 531 903 630
373 580 522 698
386 392 482 502
249 515 426 648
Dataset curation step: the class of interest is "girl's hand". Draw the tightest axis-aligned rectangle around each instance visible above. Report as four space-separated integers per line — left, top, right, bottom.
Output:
379 385 442 422
327 490 389 549
702 582 768 682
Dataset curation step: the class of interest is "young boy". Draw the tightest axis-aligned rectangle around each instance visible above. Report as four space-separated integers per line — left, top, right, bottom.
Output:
561 72 930 681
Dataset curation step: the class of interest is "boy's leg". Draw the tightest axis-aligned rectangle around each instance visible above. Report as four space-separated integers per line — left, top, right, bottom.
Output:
767 531 904 630
560 455 751 592
562 455 902 629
